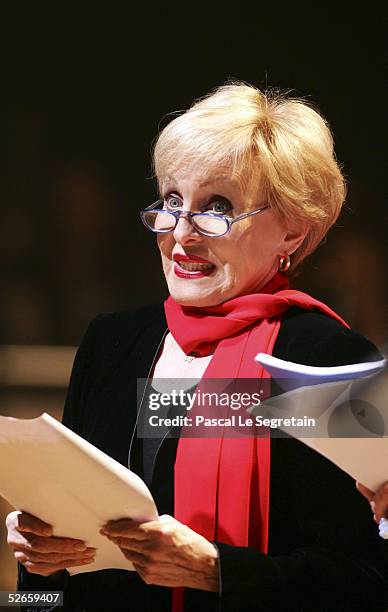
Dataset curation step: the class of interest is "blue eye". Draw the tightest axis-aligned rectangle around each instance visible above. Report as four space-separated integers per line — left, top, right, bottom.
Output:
165 195 183 209
210 200 232 214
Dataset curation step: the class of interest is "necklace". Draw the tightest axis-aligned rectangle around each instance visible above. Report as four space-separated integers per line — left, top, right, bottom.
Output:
184 352 198 362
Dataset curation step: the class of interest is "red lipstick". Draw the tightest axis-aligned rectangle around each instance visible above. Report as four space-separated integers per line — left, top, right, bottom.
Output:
173 253 215 278
173 254 213 264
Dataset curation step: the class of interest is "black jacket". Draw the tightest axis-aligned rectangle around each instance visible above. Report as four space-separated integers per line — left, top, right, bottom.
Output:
19 304 388 611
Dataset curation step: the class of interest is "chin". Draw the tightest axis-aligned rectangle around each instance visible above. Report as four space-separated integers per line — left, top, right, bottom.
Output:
170 294 218 308
166 270 233 307
168 285 223 308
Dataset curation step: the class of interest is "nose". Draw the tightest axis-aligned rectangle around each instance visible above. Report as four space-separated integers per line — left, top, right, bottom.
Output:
172 214 203 245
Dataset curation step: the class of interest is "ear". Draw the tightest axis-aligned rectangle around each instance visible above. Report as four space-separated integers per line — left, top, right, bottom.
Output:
281 222 309 256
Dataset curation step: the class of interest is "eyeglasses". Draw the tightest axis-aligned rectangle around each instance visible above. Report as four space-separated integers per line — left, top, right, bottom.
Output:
140 199 269 238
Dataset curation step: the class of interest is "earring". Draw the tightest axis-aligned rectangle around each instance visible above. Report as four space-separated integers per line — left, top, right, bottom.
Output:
279 255 291 273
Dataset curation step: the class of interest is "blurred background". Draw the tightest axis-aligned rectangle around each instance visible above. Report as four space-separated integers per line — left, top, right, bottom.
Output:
0 3 386 591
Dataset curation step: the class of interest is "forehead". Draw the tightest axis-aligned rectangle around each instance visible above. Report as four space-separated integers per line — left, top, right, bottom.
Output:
161 163 255 201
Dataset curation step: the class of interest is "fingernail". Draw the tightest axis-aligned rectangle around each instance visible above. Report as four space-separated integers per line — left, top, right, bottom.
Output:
74 543 87 551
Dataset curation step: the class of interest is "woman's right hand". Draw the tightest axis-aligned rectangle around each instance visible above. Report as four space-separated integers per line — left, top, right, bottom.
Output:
6 511 96 576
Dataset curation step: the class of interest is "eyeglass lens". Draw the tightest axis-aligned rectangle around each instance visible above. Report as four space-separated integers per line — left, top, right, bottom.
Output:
142 211 229 236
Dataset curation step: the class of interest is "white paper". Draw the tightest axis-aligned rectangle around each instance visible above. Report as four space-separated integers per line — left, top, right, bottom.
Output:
297 437 388 492
250 354 388 491
255 352 386 391
0 413 158 574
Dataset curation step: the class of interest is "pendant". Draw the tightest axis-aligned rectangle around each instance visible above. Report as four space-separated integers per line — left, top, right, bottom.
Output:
184 352 198 362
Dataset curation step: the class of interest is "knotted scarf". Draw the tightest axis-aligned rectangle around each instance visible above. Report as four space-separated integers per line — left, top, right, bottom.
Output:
164 273 348 610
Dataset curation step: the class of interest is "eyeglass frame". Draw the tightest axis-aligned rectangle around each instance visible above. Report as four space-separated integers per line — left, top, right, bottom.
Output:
140 199 270 238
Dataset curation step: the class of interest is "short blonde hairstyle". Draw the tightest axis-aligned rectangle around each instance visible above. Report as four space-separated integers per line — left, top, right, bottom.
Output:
153 82 347 271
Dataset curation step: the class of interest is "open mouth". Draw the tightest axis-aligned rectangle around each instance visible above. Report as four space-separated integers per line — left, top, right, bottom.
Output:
177 261 213 271
173 254 215 278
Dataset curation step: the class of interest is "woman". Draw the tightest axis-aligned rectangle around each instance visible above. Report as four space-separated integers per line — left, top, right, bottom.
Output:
6 83 387 611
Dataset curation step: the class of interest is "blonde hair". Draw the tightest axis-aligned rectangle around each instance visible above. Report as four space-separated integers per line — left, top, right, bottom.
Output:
153 82 347 271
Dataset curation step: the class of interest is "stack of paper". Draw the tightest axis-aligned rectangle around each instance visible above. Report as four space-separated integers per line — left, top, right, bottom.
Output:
252 354 387 491
0 413 158 574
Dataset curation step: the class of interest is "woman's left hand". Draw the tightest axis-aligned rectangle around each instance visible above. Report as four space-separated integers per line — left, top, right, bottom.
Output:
356 481 388 522
100 515 219 592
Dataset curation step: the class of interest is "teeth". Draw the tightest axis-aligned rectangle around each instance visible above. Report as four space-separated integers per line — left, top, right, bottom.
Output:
177 261 213 271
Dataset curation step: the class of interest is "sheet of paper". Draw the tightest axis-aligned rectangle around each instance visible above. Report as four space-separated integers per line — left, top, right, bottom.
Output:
250 360 388 492
298 437 388 492
255 352 386 391
0 413 158 574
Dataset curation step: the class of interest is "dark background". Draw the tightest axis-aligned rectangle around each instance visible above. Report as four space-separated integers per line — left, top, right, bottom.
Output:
0 4 386 348
0 4 386 592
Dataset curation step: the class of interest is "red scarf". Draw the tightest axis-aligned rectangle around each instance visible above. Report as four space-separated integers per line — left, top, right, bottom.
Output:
164 273 348 611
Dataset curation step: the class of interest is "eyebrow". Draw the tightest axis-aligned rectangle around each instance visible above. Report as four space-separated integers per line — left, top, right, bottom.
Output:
163 175 236 189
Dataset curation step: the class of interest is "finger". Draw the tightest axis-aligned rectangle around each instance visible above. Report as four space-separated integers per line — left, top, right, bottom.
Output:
8 532 90 554
14 548 96 564
14 512 53 536
102 515 173 534
22 556 95 576
101 517 175 542
101 520 148 540
120 548 148 564
108 534 177 565
105 535 154 553
134 559 218 591
101 519 136 532
356 482 375 502
133 561 189 587
373 482 388 522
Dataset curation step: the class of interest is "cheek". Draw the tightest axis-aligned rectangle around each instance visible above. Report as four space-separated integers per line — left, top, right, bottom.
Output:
156 239 170 278
157 235 173 259
157 234 165 253
216 230 254 272
211 249 246 288
226 231 275 281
